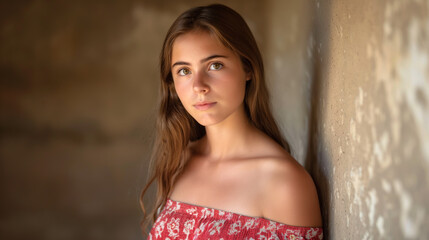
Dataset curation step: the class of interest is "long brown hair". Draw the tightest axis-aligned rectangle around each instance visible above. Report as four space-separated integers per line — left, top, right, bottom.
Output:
140 3 290 235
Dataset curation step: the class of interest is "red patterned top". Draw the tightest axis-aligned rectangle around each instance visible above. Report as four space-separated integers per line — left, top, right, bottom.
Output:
148 198 323 240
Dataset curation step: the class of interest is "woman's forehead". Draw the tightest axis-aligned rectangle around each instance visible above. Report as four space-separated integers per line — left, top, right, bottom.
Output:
173 30 224 50
171 31 234 64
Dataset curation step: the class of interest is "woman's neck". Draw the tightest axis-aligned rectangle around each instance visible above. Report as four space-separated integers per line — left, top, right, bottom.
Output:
199 105 257 162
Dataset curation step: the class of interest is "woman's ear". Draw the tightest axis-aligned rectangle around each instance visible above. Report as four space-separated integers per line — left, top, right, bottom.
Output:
246 72 251 81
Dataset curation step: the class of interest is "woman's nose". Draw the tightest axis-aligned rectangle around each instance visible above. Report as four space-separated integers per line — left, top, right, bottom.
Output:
192 71 210 94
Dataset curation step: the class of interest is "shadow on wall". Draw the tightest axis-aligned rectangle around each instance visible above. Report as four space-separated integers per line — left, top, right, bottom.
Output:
304 1 333 238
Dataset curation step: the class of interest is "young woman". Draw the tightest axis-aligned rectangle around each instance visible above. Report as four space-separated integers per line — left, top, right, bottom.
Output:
141 4 323 239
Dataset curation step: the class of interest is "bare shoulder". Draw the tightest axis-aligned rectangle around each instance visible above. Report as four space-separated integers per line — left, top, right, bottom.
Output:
258 154 322 227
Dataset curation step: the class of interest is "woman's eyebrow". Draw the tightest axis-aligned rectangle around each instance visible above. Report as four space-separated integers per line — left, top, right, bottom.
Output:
200 54 227 63
172 54 227 68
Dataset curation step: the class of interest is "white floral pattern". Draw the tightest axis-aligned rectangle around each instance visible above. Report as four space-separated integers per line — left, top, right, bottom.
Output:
167 218 180 239
208 219 226 235
154 220 166 238
148 199 323 240
244 218 257 230
228 219 242 235
186 207 199 217
183 219 195 240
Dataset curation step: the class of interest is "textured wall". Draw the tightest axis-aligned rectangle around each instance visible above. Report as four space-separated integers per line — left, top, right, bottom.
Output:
313 1 429 238
264 0 429 239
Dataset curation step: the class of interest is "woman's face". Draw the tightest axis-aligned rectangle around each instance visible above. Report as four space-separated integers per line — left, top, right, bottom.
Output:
171 30 250 126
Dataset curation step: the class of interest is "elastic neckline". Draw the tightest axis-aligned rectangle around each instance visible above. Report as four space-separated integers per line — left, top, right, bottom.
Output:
167 198 322 229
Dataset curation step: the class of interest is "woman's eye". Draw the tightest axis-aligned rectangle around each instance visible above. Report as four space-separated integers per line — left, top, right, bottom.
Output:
209 62 223 70
178 68 190 76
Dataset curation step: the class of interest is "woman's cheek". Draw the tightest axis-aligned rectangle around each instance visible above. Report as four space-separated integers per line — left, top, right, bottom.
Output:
174 81 185 101
175 81 192 107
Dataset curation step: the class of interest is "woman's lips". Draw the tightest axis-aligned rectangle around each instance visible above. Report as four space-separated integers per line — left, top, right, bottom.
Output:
194 102 216 110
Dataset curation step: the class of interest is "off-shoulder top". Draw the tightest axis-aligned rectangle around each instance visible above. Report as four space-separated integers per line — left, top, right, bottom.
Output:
148 198 323 239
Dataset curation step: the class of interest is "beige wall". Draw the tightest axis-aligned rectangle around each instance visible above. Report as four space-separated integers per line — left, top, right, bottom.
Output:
1 0 428 239
264 0 429 239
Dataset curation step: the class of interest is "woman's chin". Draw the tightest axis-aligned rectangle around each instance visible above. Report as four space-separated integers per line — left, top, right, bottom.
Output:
195 120 215 127
194 117 220 127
